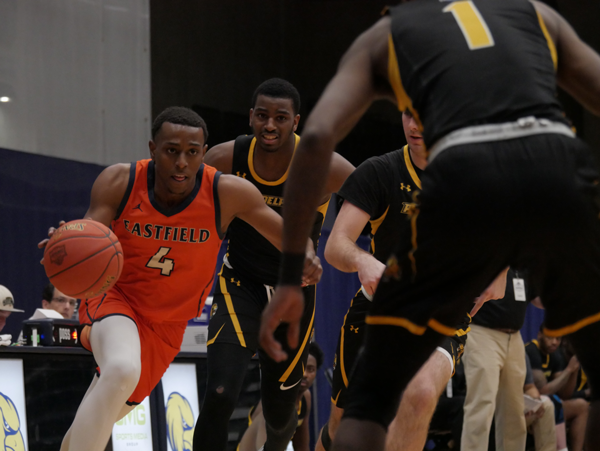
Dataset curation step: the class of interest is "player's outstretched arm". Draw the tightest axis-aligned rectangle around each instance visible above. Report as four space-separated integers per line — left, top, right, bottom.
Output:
533 1 600 116
217 174 322 285
280 16 392 257
324 200 385 296
37 164 129 252
261 18 392 361
219 173 284 247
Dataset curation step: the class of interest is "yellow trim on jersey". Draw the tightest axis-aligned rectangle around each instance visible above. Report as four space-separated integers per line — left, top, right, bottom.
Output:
578 369 588 392
369 206 389 238
248 134 300 186
317 198 330 219
403 145 422 189
332 390 342 405
544 310 600 337
218 270 247 348
387 34 423 131
366 315 427 335
339 294 359 389
428 319 456 337
279 295 316 383
536 11 558 70
206 324 225 346
454 326 471 337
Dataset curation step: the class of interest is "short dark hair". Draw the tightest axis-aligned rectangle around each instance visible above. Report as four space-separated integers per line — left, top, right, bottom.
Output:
309 341 324 369
151 106 209 142
251 78 301 115
42 283 55 303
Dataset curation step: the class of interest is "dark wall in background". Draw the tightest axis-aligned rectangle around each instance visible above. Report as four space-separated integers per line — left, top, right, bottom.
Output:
150 0 406 166
151 0 600 166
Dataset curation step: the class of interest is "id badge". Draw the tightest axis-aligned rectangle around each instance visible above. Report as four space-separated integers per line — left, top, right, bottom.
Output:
513 278 526 301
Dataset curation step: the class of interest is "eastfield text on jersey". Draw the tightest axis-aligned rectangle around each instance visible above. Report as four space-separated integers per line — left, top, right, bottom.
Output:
122 220 211 242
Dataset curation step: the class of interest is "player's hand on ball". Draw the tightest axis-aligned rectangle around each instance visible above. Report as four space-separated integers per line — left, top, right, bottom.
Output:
260 285 304 362
38 220 66 263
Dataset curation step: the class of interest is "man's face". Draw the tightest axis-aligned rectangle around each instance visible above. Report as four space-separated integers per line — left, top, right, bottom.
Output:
42 287 76 319
538 332 561 354
402 110 424 154
249 95 299 152
0 310 10 332
149 122 207 199
300 354 318 393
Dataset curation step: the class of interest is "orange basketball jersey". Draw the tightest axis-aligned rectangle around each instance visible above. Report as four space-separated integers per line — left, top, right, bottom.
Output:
103 159 223 323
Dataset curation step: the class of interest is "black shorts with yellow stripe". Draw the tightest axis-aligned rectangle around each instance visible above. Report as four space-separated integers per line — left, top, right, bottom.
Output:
208 262 316 386
330 288 470 409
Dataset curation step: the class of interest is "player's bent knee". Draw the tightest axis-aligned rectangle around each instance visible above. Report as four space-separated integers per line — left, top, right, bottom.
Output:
102 359 141 391
204 385 238 414
401 379 439 415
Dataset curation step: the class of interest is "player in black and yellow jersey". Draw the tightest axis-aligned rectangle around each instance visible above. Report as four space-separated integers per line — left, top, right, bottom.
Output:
238 342 324 451
194 79 354 451
318 110 505 451
260 1 600 450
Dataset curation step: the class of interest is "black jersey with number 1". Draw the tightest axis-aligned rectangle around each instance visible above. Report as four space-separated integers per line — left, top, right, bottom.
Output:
387 0 567 147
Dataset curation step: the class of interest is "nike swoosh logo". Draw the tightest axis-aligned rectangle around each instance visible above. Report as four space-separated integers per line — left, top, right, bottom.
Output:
280 379 301 391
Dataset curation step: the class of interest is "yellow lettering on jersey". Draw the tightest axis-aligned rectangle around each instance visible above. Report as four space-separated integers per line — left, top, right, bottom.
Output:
443 1 495 50
401 202 416 215
263 195 284 207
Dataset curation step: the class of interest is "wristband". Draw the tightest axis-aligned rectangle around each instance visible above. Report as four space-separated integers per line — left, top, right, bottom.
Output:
278 252 306 286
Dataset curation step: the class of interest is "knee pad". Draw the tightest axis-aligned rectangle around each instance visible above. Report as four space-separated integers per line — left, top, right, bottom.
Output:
320 422 332 451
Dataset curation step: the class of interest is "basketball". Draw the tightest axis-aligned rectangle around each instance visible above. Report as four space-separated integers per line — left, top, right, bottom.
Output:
43 219 124 298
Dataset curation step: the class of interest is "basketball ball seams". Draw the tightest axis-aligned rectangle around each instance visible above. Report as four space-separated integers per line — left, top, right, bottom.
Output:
47 242 120 279
68 252 122 298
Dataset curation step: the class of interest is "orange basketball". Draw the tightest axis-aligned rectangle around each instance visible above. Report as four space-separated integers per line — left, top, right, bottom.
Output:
43 219 124 298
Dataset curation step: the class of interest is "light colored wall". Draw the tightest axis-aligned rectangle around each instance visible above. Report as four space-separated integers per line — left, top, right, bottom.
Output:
0 0 150 165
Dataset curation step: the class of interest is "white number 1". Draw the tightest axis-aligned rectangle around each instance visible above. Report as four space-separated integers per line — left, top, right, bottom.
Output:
443 1 495 50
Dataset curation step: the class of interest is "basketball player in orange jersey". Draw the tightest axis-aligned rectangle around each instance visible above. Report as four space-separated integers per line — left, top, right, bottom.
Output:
38 106 321 451
194 79 354 451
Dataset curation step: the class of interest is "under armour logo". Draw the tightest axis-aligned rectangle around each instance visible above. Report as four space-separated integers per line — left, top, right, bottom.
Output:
133 203 143 212
350 325 359 334
236 171 247 179
400 183 411 192
230 277 241 287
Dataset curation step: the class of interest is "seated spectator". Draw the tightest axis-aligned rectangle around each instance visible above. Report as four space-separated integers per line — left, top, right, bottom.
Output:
0 284 24 335
238 342 324 451
524 352 557 451
41 283 77 319
525 327 588 451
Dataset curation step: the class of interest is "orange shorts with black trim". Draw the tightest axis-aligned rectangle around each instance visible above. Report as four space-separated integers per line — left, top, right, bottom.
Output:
80 291 187 405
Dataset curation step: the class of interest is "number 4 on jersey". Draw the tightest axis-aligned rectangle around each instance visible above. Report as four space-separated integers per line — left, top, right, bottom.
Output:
147 247 174 276
444 1 495 50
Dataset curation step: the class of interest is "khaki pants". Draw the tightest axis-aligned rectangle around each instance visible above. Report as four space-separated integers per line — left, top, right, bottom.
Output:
526 395 557 451
461 324 527 451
